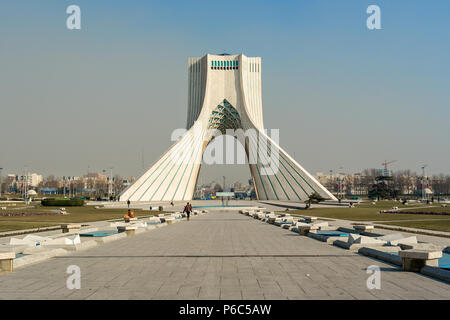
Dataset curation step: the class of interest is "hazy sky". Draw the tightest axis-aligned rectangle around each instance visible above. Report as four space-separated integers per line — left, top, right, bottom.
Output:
1 0 449 184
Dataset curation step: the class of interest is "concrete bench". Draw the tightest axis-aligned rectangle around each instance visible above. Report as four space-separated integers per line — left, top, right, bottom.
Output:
61 224 81 233
399 243 440 251
353 225 374 232
297 224 319 235
0 252 15 272
267 217 277 224
165 218 175 225
304 216 317 223
117 226 138 236
399 250 442 272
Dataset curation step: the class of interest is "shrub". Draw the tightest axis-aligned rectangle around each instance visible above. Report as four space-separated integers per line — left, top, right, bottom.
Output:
41 198 84 207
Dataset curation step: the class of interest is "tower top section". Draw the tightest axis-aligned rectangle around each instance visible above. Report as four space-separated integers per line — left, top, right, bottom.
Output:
189 53 261 60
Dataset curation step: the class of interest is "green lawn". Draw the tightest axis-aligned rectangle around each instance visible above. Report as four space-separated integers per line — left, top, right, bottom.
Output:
0 205 164 233
399 205 450 213
289 200 450 233
380 220 450 233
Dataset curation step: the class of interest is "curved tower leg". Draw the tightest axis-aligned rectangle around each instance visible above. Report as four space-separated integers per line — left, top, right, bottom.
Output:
120 122 207 201
245 129 336 201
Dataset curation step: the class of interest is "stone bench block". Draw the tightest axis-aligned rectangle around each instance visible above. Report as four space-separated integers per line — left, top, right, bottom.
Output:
297 225 319 235
165 218 175 225
61 224 81 233
399 243 440 251
0 252 15 272
267 217 276 224
399 250 442 272
353 225 374 232
117 226 138 236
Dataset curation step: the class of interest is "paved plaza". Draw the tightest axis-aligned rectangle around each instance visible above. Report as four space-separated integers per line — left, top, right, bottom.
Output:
0 210 449 300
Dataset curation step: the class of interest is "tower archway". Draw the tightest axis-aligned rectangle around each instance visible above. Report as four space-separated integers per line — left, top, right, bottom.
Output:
120 54 336 202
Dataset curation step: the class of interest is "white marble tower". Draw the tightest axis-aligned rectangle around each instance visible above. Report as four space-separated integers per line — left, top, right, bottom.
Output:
120 54 336 202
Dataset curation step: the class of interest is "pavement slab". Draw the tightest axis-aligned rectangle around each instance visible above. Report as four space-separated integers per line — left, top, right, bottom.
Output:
0 210 448 300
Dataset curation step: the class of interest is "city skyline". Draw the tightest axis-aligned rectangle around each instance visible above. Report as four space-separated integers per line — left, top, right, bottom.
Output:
1 1 449 182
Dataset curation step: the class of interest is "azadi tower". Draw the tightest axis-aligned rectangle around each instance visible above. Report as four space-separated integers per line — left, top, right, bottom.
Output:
120 54 336 202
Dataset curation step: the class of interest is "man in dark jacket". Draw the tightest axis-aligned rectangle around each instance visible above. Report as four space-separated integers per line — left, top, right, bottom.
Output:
184 202 192 221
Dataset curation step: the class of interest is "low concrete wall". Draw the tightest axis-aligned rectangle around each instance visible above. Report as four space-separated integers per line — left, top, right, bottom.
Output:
95 232 127 243
14 248 68 269
358 247 402 266
421 266 450 283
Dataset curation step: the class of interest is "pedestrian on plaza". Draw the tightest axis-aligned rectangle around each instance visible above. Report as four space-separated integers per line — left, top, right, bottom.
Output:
127 199 130 208
184 202 192 221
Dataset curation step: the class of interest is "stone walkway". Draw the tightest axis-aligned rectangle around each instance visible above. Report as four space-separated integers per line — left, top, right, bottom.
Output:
0 210 449 300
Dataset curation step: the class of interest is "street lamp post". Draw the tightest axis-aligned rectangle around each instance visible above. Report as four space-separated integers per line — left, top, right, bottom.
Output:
0 167 3 198
23 165 28 203
104 167 114 200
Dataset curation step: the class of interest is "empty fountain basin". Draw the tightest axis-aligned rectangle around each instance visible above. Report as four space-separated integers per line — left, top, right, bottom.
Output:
315 230 350 237
80 230 118 237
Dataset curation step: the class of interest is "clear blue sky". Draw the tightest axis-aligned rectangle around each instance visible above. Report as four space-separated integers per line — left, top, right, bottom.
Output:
0 0 449 182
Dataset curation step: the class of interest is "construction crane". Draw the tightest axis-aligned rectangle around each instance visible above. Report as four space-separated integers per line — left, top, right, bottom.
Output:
381 160 397 176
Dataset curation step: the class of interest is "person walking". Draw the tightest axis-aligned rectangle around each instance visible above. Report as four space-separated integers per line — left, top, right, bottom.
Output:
127 199 130 208
184 202 192 221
